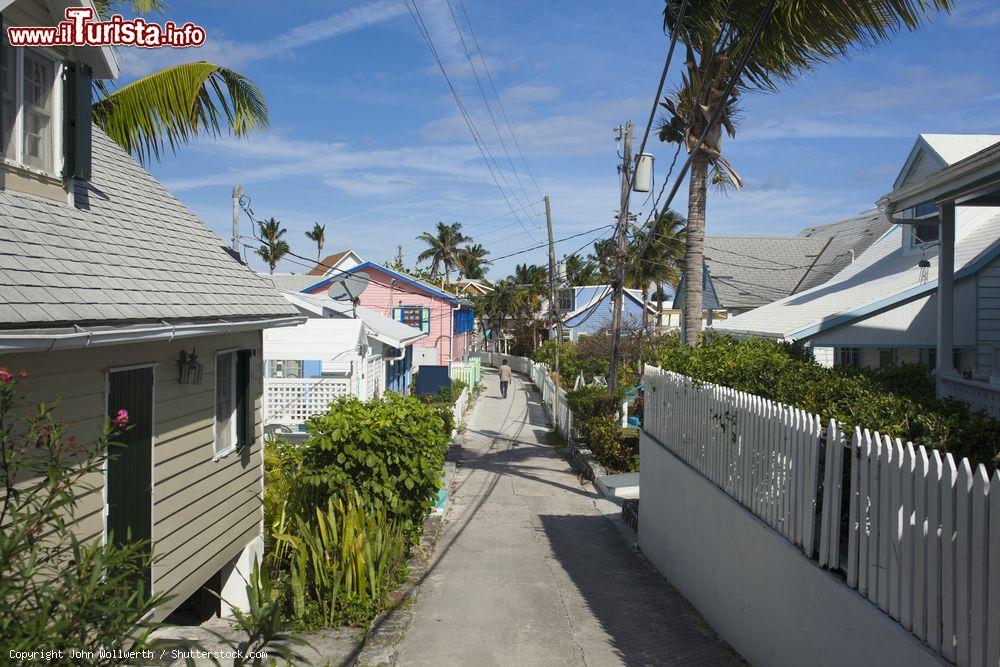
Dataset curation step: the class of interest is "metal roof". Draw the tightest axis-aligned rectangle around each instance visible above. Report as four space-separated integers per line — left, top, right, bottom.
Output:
796 208 893 292
713 208 1000 340
702 236 831 310
0 130 297 328
282 291 427 348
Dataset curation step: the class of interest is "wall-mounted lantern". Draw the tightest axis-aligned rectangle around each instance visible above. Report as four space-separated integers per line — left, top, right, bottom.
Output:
178 348 204 385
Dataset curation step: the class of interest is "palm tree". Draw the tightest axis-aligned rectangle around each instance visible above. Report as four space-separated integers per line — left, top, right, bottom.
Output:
305 223 326 261
416 222 470 285
455 243 491 280
659 0 950 345
627 209 686 330
563 253 601 286
91 1 269 163
255 217 289 274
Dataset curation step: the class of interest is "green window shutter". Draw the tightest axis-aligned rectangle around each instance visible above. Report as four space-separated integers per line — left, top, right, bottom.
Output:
62 60 92 180
392 307 402 322
235 349 253 451
421 307 431 333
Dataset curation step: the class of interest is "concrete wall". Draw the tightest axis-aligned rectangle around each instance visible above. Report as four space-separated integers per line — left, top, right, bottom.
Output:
638 431 946 667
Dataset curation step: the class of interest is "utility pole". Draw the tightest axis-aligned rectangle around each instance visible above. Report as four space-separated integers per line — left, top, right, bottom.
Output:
397 245 404 267
545 195 562 383
609 121 633 394
232 185 244 251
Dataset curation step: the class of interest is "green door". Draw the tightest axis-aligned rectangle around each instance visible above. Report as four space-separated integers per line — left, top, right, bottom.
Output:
106 366 154 597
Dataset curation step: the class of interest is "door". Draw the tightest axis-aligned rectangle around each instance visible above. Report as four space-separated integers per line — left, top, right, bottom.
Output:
106 366 154 598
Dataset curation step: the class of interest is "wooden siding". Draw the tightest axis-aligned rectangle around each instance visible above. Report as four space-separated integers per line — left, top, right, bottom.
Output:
977 256 1000 375
0 330 264 619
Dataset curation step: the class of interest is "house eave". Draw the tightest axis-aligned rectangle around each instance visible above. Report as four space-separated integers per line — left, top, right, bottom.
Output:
0 316 305 352
879 142 1000 212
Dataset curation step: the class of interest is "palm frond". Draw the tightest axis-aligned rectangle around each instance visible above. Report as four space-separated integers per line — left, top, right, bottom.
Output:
93 62 269 164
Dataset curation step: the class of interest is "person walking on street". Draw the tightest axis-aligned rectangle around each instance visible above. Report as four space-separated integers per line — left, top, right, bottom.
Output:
499 359 512 398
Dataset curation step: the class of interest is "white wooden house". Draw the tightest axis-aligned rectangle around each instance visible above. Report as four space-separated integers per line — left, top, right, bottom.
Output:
262 287 427 430
715 134 1000 417
0 0 304 622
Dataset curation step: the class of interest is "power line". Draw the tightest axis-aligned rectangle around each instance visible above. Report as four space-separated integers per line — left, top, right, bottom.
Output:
487 225 614 263
444 0 538 216
400 0 538 242
455 0 544 200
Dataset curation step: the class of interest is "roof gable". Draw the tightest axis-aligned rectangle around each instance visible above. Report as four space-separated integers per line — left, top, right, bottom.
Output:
301 262 460 303
0 130 296 328
894 134 1000 190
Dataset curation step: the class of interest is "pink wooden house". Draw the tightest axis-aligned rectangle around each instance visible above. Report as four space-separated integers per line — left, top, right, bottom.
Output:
302 262 474 367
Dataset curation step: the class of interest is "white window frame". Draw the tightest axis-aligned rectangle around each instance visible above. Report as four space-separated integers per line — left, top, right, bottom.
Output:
904 202 941 251
214 349 239 460
1 40 63 179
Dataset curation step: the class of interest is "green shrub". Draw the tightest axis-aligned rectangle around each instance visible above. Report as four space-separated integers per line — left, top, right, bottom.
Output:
270 492 408 628
533 339 610 387
301 393 449 533
580 417 638 471
567 385 624 421
654 333 1000 466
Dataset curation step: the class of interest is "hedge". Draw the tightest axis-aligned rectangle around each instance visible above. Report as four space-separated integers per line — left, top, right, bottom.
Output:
655 334 1000 467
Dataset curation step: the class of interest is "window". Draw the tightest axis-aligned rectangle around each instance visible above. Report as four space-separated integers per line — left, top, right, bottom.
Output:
22 51 54 172
394 305 431 333
0 36 60 175
215 350 253 457
908 201 940 247
400 306 422 328
837 347 860 368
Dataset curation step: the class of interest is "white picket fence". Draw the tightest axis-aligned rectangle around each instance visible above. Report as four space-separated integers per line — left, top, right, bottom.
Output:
644 365 1000 667
471 351 574 441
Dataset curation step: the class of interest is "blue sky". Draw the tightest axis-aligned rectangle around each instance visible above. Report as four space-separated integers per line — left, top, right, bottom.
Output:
118 0 1000 278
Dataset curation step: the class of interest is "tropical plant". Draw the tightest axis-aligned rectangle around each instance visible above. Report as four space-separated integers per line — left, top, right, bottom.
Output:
416 222 471 285
455 243 491 280
216 558 309 666
563 253 602 286
300 393 450 534
627 209 686 330
91 1 269 163
0 369 166 662
255 217 289 274
305 223 326 262
270 493 408 628
658 0 951 345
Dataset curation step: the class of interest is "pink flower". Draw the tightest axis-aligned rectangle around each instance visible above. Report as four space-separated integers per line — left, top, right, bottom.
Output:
112 409 129 428
0 368 11 384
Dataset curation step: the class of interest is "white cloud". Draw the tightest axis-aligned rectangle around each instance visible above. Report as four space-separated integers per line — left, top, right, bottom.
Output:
502 84 561 104
118 0 407 78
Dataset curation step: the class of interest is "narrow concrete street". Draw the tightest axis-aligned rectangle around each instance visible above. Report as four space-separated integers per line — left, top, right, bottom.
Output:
393 369 742 666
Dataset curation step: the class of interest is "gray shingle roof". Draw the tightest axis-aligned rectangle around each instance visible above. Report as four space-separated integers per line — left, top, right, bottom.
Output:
703 236 831 310
796 208 893 292
0 131 296 328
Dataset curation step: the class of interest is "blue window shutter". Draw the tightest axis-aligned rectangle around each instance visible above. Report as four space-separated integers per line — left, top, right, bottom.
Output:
392 307 402 322
421 307 431 333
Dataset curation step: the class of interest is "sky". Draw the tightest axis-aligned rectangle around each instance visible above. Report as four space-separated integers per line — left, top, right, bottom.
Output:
116 0 1000 278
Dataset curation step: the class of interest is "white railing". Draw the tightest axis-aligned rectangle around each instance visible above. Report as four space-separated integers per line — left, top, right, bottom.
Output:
941 375 1000 421
475 351 574 441
643 365 1000 667
263 377 352 425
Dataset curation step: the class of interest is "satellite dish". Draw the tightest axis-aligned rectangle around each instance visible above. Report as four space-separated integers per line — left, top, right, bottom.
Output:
327 273 370 302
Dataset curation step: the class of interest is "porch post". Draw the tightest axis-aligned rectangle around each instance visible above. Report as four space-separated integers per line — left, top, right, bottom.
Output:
936 201 956 391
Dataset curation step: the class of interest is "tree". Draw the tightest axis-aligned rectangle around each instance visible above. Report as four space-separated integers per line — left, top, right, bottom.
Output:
659 0 950 345
305 223 326 261
455 243 491 280
91 1 269 163
628 209 686 330
416 222 470 285
563 253 601 286
256 217 289 274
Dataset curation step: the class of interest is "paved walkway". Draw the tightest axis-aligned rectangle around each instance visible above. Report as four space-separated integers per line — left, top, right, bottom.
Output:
394 369 742 666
